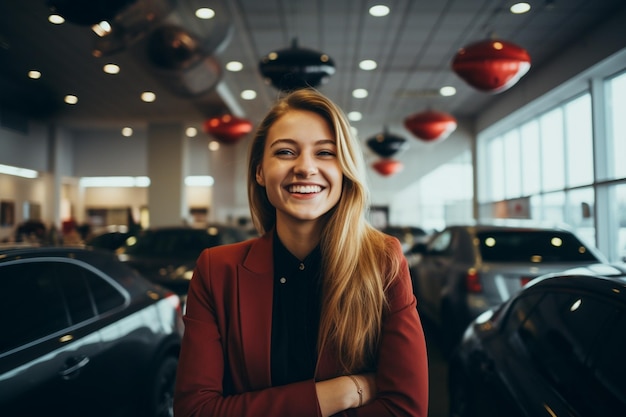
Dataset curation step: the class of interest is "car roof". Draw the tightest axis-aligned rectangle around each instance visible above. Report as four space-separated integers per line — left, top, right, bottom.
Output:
524 264 626 302
0 245 158 292
444 221 574 233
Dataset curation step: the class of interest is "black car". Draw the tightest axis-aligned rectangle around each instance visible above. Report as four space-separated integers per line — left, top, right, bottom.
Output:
406 222 607 352
116 225 249 295
85 229 136 252
0 246 184 417
447 263 626 417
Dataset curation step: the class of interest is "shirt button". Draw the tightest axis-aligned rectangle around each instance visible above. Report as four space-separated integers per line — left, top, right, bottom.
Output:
280 277 287 284
299 263 305 270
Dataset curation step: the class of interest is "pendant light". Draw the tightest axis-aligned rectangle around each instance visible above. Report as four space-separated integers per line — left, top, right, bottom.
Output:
203 115 253 145
452 38 531 93
366 128 409 158
47 0 136 25
372 159 404 177
259 38 336 91
404 110 457 142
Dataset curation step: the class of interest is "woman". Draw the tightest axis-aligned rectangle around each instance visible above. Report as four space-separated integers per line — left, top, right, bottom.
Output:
174 88 428 416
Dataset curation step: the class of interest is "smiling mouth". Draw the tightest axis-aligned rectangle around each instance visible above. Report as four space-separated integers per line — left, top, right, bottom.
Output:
288 185 322 194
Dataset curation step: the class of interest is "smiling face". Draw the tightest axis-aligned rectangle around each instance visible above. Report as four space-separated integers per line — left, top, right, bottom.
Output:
255 109 343 230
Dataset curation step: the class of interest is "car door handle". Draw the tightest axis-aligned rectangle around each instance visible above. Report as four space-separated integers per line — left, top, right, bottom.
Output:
59 356 90 379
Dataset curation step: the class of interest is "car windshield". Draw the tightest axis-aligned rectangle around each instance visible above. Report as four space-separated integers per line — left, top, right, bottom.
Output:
121 229 220 257
477 230 599 263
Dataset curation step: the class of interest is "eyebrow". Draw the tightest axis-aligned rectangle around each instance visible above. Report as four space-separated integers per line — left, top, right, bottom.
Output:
268 138 336 148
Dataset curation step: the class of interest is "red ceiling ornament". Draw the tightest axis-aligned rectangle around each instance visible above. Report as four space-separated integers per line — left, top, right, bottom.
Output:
452 38 531 93
404 110 457 142
372 159 404 177
203 115 253 145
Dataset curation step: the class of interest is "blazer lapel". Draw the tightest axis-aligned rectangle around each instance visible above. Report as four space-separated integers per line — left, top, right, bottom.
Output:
238 232 274 389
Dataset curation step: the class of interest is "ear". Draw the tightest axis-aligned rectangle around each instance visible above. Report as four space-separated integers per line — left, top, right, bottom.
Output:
255 165 265 186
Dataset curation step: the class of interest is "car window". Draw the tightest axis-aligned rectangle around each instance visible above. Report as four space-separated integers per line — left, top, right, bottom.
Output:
54 262 126 316
0 260 126 354
123 230 220 257
515 290 619 414
476 231 598 262
0 262 70 353
501 292 543 336
589 310 626 408
428 230 453 254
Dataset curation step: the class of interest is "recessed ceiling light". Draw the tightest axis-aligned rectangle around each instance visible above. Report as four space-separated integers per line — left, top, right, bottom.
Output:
28 70 41 79
103 64 120 74
226 61 243 72
208 141 220 151
141 92 156 102
195 8 215 19
64 95 78 105
186 127 198 137
352 88 368 99
369 5 390 17
439 86 457 96
241 90 257 100
510 2 531 14
48 14 65 24
348 111 362 121
122 127 133 137
359 60 377 70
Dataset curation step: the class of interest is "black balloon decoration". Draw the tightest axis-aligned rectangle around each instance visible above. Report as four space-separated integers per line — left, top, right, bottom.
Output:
366 129 409 158
47 0 135 26
259 38 335 91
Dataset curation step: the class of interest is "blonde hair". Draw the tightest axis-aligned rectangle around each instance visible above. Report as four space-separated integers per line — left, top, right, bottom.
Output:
247 88 400 372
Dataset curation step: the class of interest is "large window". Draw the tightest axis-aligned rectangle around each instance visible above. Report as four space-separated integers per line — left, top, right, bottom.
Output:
478 68 626 261
606 71 626 180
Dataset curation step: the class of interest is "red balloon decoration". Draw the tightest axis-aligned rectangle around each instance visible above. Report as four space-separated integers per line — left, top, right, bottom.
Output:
203 115 253 145
452 39 531 93
404 110 457 142
372 159 403 177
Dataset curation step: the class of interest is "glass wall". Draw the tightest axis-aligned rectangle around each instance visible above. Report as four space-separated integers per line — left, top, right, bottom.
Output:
477 70 626 262
415 151 474 232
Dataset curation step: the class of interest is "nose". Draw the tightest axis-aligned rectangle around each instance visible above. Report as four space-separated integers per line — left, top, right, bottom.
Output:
294 154 318 177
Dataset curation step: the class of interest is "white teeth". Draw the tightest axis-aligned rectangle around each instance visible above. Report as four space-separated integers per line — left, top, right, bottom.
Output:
289 185 322 194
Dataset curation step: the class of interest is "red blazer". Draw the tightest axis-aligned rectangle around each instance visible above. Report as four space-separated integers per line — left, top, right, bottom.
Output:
174 231 429 417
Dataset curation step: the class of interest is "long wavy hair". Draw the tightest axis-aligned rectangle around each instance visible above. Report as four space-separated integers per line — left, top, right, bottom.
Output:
247 88 400 372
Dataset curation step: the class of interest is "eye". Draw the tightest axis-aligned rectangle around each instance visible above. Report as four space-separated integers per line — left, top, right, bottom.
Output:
317 149 337 157
275 148 296 157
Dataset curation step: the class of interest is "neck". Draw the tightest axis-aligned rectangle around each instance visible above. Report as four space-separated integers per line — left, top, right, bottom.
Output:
275 219 323 260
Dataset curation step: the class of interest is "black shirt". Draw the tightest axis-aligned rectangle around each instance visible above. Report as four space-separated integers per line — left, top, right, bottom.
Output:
270 235 322 386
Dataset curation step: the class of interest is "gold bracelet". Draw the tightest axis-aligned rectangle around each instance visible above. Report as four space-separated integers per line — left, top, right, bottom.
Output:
348 375 363 407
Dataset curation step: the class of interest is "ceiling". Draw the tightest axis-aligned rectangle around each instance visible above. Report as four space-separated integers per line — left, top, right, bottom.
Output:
1 0 624 186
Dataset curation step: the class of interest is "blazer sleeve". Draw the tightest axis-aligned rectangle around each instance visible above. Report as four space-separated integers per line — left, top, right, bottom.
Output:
336 237 429 417
173 246 323 417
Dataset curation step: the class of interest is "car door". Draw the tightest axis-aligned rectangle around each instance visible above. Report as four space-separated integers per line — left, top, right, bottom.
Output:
0 259 104 417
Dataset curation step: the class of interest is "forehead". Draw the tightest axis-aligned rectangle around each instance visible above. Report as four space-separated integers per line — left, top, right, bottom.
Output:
267 109 334 140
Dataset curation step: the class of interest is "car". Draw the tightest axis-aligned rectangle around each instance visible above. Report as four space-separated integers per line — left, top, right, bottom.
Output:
116 224 249 295
85 227 137 252
382 225 430 252
406 222 608 352
447 263 626 417
0 246 184 417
